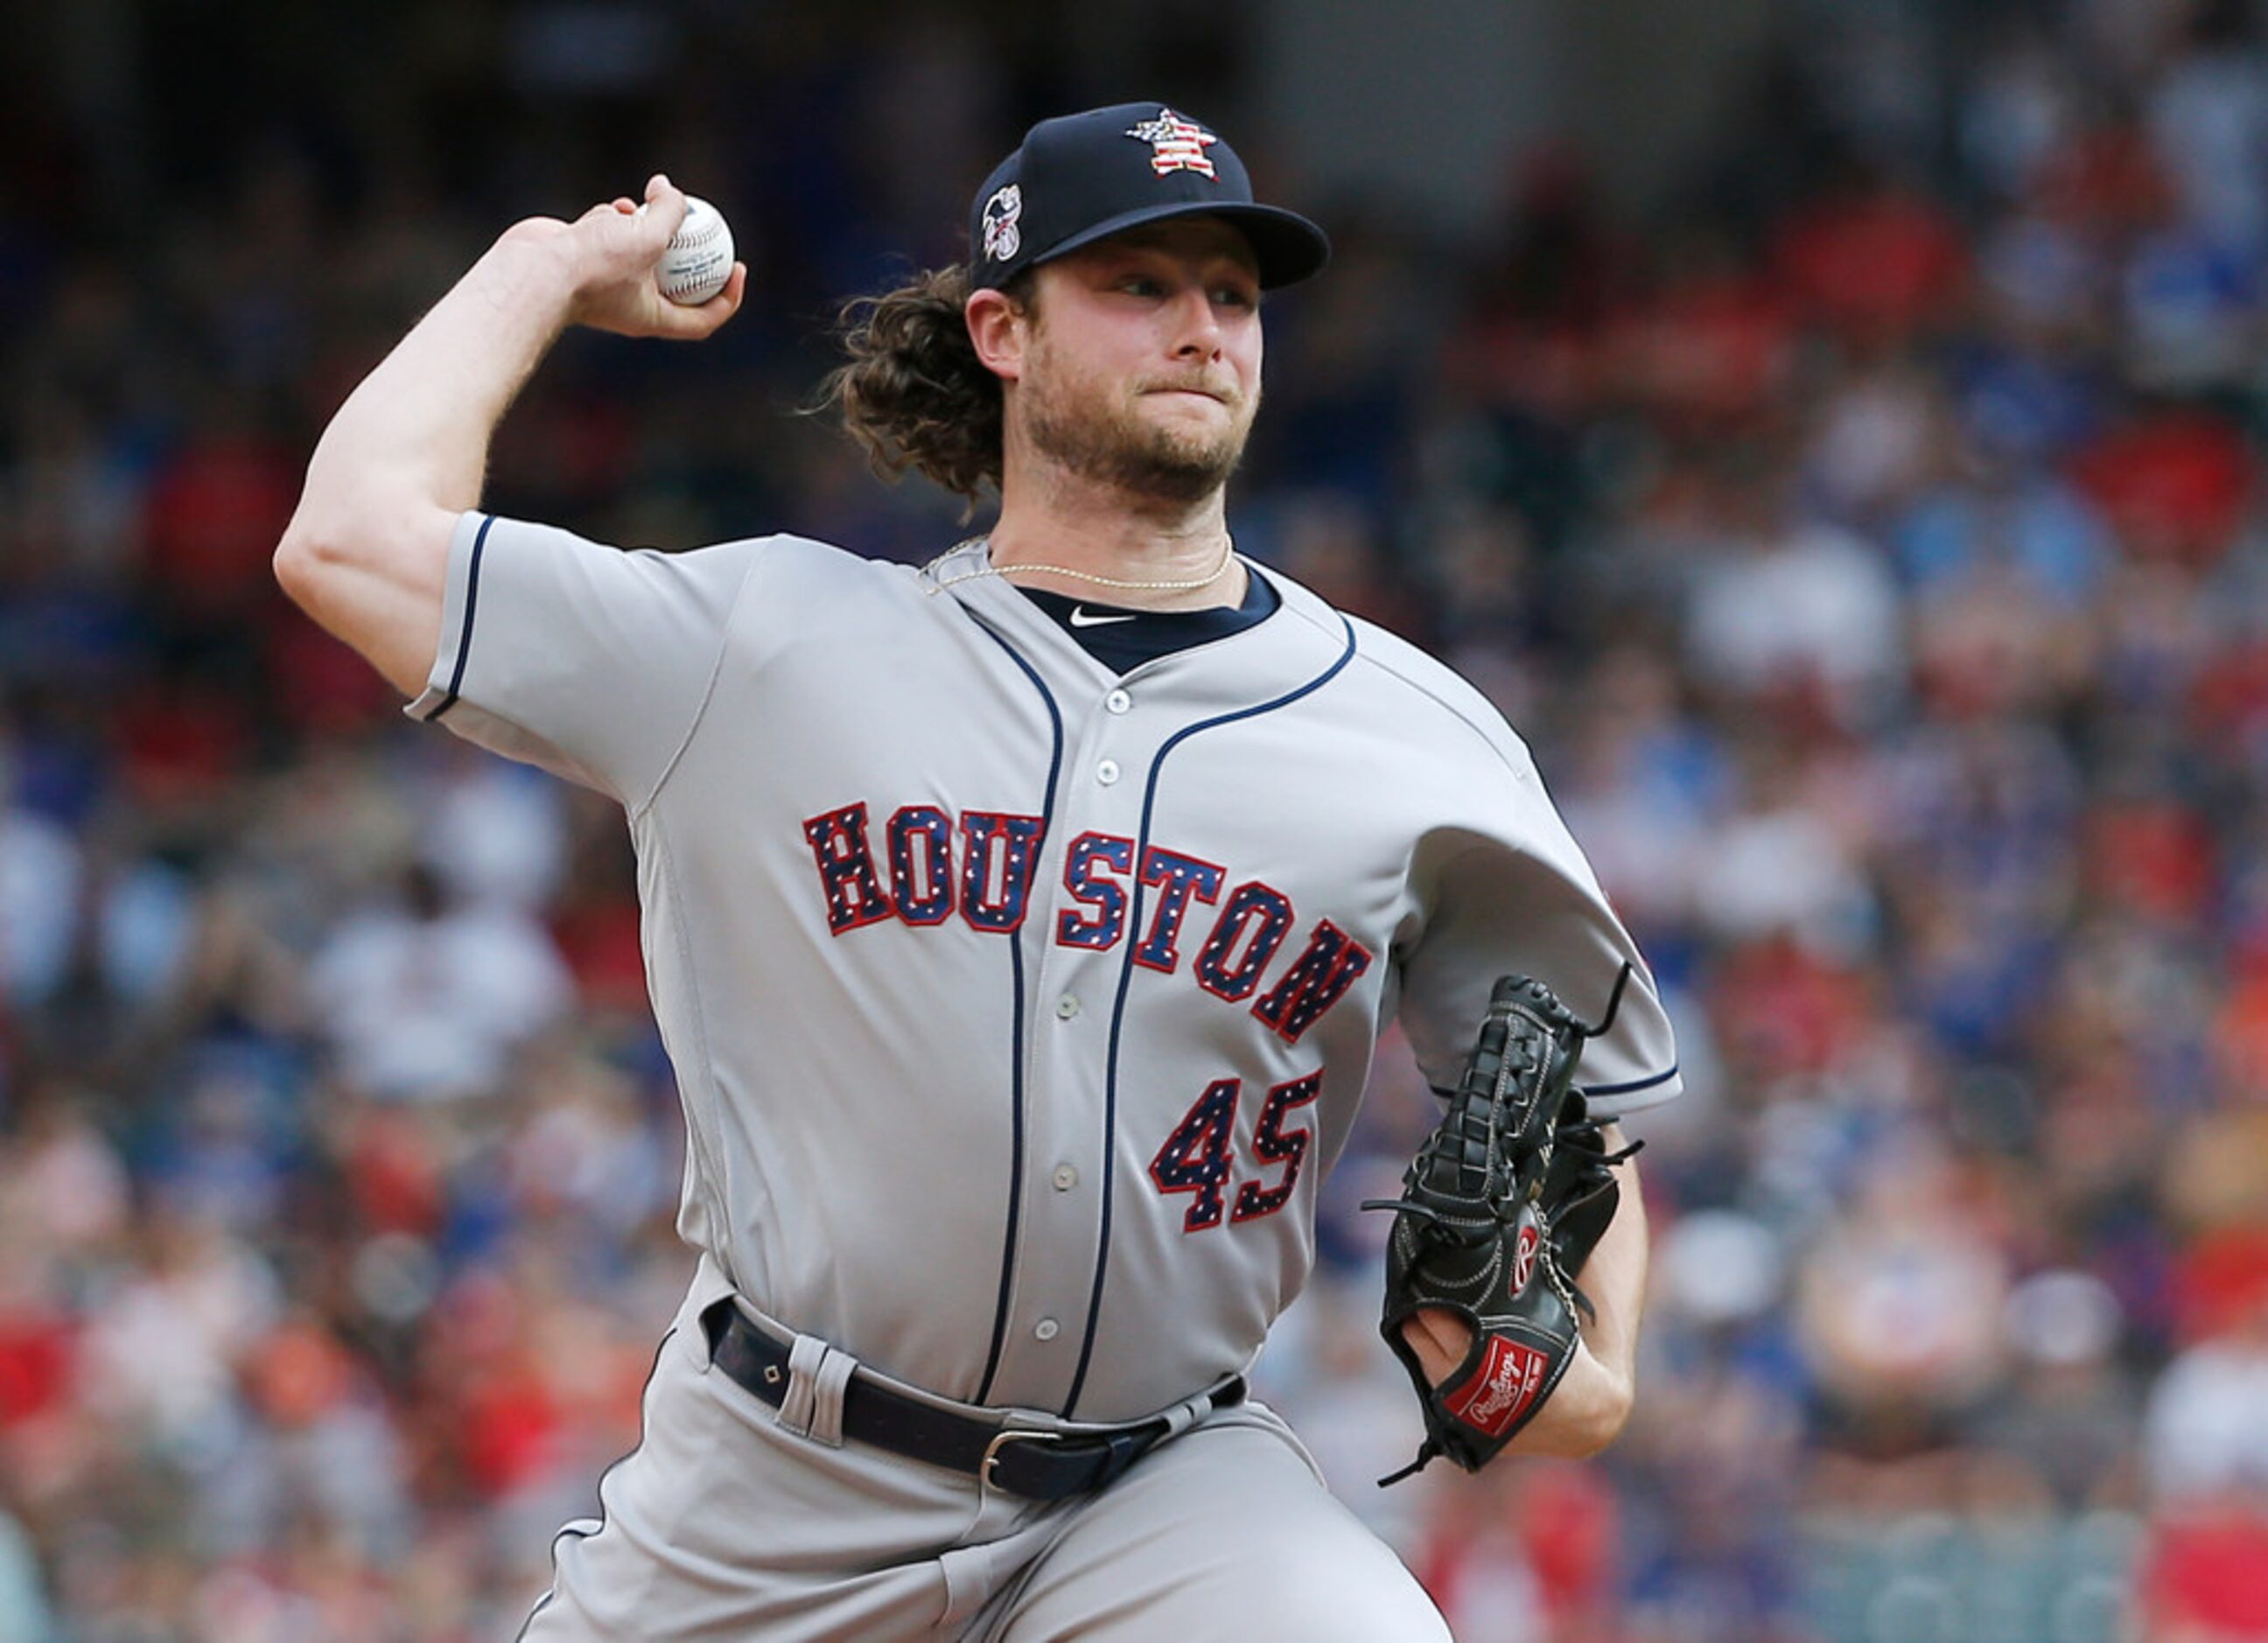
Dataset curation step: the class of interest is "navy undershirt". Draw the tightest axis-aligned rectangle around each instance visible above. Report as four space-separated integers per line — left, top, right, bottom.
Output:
1017 572 1281 672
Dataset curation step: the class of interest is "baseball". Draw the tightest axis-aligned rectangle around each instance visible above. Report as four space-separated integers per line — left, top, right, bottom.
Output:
648 194 735 305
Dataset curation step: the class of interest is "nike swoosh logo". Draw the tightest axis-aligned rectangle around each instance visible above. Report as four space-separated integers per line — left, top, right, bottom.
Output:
1069 607 1139 627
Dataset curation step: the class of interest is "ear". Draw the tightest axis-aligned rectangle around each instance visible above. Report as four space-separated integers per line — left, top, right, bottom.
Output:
965 286 1030 384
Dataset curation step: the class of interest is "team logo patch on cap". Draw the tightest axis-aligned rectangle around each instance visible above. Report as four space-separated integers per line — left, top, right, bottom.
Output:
1125 108 1220 178
982 184 1024 262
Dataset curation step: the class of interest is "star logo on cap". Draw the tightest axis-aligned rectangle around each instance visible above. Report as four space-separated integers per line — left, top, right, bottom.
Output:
1125 108 1220 179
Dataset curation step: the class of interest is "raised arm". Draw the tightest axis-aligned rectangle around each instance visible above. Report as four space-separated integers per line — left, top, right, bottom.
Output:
273 175 746 695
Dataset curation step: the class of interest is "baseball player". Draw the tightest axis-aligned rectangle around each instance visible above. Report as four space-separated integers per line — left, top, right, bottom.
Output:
276 103 1679 1640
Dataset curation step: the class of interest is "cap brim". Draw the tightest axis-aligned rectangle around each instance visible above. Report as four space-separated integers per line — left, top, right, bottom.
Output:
1027 200 1330 290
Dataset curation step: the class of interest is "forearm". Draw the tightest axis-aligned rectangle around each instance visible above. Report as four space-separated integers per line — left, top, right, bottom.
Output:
302 228 578 523
1570 1125 1648 1381
1505 1133 1648 1458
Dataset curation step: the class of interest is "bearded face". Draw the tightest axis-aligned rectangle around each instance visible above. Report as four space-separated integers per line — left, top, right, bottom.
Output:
1018 322 1259 504
1003 223 1265 507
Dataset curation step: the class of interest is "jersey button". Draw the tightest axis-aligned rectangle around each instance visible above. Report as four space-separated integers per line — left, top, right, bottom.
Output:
1054 994 1081 1020
1096 759 1120 786
1052 1164 1078 1191
1034 1318 1060 1342
1105 689 1131 715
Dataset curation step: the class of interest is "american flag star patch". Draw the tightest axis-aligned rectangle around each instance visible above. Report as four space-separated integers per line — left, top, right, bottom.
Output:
1125 108 1220 178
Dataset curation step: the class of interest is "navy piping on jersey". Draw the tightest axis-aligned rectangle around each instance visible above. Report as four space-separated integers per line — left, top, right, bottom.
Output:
513 1324 677 1640
962 612 1065 1407
1061 610 1360 1419
424 512 496 724
1584 1064 1679 1099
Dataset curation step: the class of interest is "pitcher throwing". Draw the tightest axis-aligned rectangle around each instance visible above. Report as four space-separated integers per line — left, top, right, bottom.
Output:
276 102 1680 1640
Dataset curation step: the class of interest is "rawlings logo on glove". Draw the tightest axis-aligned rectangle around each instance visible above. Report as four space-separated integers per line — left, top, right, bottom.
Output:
1445 1336 1553 1436
1364 966 1639 1484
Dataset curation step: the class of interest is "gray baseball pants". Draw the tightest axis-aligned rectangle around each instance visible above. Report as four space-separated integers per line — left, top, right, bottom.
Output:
517 1282 1451 1640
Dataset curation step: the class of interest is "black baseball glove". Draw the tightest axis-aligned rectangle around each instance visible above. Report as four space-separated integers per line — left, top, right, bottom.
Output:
1365 967 1639 1485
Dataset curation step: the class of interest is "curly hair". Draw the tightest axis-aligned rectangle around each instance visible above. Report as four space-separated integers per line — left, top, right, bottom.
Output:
819 264 1035 508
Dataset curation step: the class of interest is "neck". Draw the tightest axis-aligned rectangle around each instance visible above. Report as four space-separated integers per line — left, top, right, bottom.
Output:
987 460 1243 611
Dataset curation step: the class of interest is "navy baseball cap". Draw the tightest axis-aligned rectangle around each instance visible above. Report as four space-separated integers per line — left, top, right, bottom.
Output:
969 102 1330 291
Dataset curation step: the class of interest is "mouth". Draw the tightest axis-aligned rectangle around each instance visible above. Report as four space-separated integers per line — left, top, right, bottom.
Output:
1144 386 1231 408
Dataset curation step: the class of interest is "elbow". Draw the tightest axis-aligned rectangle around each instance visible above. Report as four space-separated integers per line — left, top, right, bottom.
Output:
268 493 454 700
1564 1376 1636 1458
1522 1361 1636 1460
274 496 352 612
275 488 430 618
273 516 323 610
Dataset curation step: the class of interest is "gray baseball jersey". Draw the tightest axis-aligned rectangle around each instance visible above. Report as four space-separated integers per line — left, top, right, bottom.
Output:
411 516 1678 1421
411 514 1678 1635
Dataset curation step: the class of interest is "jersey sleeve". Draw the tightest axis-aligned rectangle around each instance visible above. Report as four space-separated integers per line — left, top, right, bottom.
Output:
403 511 757 808
1397 756 1682 1122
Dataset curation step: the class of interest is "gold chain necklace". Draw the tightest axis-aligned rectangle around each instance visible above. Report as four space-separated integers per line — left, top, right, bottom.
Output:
923 535 1236 595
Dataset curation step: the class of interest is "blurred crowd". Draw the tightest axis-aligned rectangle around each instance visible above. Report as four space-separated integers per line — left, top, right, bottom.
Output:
6 1 2268 1638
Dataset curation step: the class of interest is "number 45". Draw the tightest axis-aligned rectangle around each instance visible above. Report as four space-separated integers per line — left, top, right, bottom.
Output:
1147 1071 1322 1233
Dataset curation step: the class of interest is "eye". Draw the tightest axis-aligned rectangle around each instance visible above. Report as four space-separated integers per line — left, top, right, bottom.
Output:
1213 283 1259 311
1117 274 1165 297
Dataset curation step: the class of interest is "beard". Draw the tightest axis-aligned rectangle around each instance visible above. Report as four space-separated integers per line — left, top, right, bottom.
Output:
1019 357 1256 506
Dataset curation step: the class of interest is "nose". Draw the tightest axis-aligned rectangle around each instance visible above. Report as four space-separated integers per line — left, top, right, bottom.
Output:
1166 286 1223 360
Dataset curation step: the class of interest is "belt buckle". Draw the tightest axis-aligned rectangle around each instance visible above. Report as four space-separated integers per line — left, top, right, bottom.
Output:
978 1427 1062 1504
